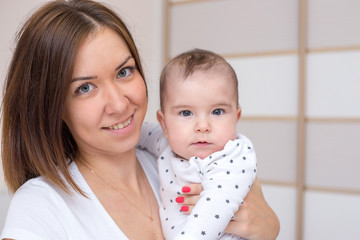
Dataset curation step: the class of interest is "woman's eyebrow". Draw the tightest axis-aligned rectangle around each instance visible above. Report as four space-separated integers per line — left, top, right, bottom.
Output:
71 56 133 82
115 56 133 71
71 76 97 82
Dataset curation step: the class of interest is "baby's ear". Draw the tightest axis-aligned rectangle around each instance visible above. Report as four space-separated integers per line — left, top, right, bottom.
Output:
156 110 169 138
237 106 242 121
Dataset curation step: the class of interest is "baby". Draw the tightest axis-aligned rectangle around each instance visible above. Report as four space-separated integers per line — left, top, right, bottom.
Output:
138 49 257 239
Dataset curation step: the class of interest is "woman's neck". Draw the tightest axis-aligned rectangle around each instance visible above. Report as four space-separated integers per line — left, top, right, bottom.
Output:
75 148 142 189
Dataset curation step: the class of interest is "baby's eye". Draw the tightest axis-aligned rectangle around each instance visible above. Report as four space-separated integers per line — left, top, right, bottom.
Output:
179 110 192 117
117 66 136 78
212 109 224 115
75 82 96 95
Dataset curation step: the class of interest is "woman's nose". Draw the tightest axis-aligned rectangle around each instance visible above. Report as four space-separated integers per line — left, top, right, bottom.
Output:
195 118 211 133
103 85 129 114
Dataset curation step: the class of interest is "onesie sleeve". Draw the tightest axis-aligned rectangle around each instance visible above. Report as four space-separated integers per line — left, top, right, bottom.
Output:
136 122 168 158
175 134 257 239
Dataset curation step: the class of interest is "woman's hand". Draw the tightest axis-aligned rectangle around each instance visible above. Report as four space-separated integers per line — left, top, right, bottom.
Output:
175 184 202 214
179 179 280 240
225 178 280 240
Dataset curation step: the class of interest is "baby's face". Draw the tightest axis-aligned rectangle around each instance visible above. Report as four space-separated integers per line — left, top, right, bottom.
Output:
158 70 241 160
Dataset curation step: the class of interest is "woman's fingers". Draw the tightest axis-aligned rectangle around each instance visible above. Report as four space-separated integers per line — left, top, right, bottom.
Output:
177 180 279 239
177 183 203 214
175 194 200 205
179 205 194 215
181 183 203 195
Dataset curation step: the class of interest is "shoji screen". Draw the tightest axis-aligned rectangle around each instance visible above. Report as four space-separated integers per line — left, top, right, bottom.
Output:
304 0 360 239
165 0 360 239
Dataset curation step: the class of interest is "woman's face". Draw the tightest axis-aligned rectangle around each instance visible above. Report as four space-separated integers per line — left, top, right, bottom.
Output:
63 28 147 157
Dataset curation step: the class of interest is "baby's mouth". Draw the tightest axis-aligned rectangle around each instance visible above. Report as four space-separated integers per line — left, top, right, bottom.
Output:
193 141 210 145
105 115 132 130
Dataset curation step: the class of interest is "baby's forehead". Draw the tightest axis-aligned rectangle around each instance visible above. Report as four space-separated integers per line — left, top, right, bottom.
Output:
166 67 235 86
163 71 236 102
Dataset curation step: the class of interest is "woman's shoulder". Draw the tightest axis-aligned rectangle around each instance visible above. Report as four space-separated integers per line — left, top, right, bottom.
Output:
13 175 58 200
7 174 73 220
13 161 81 200
2 177 66 239
2 162 88 239
7 162 82 216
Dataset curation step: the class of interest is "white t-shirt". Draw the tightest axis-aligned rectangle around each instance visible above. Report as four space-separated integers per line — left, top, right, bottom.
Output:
1 149 160 240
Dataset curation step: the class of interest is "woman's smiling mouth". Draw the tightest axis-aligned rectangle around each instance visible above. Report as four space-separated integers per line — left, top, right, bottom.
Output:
105 115 133 130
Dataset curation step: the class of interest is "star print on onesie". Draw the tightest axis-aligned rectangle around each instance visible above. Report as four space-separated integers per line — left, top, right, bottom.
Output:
137 122 257 240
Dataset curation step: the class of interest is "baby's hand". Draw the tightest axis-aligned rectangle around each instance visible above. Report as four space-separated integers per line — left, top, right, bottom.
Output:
176 183 203 215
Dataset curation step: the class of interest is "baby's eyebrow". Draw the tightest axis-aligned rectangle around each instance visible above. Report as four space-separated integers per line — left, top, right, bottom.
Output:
172 105 192 109
213 103 233 108
170 105 193 112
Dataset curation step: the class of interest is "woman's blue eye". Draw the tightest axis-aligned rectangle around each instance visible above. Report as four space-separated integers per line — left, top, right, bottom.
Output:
75 83 95 95
180 110 192 117
117 66 136 78
212 109 224 115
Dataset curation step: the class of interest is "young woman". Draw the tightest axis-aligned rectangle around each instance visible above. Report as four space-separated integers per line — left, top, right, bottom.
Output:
1 0 279 239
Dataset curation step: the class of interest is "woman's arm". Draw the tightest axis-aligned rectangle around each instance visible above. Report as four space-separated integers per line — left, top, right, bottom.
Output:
225 178 280 240
180 178 280 240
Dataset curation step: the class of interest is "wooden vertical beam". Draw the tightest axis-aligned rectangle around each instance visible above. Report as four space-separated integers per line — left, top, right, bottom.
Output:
163 0 171 65
296 0 307 239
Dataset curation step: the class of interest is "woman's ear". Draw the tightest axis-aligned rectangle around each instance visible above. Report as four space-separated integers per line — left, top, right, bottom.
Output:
156 110 169 138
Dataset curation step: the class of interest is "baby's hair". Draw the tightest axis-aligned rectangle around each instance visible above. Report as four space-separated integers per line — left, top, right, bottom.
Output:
159 49 238 109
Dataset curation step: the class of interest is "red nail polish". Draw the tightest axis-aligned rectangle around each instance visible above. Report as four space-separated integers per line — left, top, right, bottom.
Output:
176 197 184 203
181 206 189 212
182 186 191 193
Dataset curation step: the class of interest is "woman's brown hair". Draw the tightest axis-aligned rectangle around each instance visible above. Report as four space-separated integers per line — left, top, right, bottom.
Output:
1 0 145 194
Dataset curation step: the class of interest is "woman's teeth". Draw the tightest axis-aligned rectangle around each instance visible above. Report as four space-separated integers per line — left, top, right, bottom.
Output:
108 117 132 130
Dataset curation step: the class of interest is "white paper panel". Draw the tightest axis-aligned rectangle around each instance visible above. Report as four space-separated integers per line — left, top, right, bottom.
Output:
262 185 297 240
307 51 360 118
305 122 360 190
169 0 298 57
308 0 360 49
237 120 297 182
304 191 360 239
228 55 298 116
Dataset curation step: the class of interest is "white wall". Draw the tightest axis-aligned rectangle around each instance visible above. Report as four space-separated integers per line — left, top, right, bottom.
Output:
0 0 164 229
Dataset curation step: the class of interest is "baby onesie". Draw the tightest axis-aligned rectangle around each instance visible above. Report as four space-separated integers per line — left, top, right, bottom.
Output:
137 122 257 240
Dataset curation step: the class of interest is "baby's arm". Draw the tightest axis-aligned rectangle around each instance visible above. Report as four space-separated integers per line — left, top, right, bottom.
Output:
137 122 167 158
175 134 257 239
